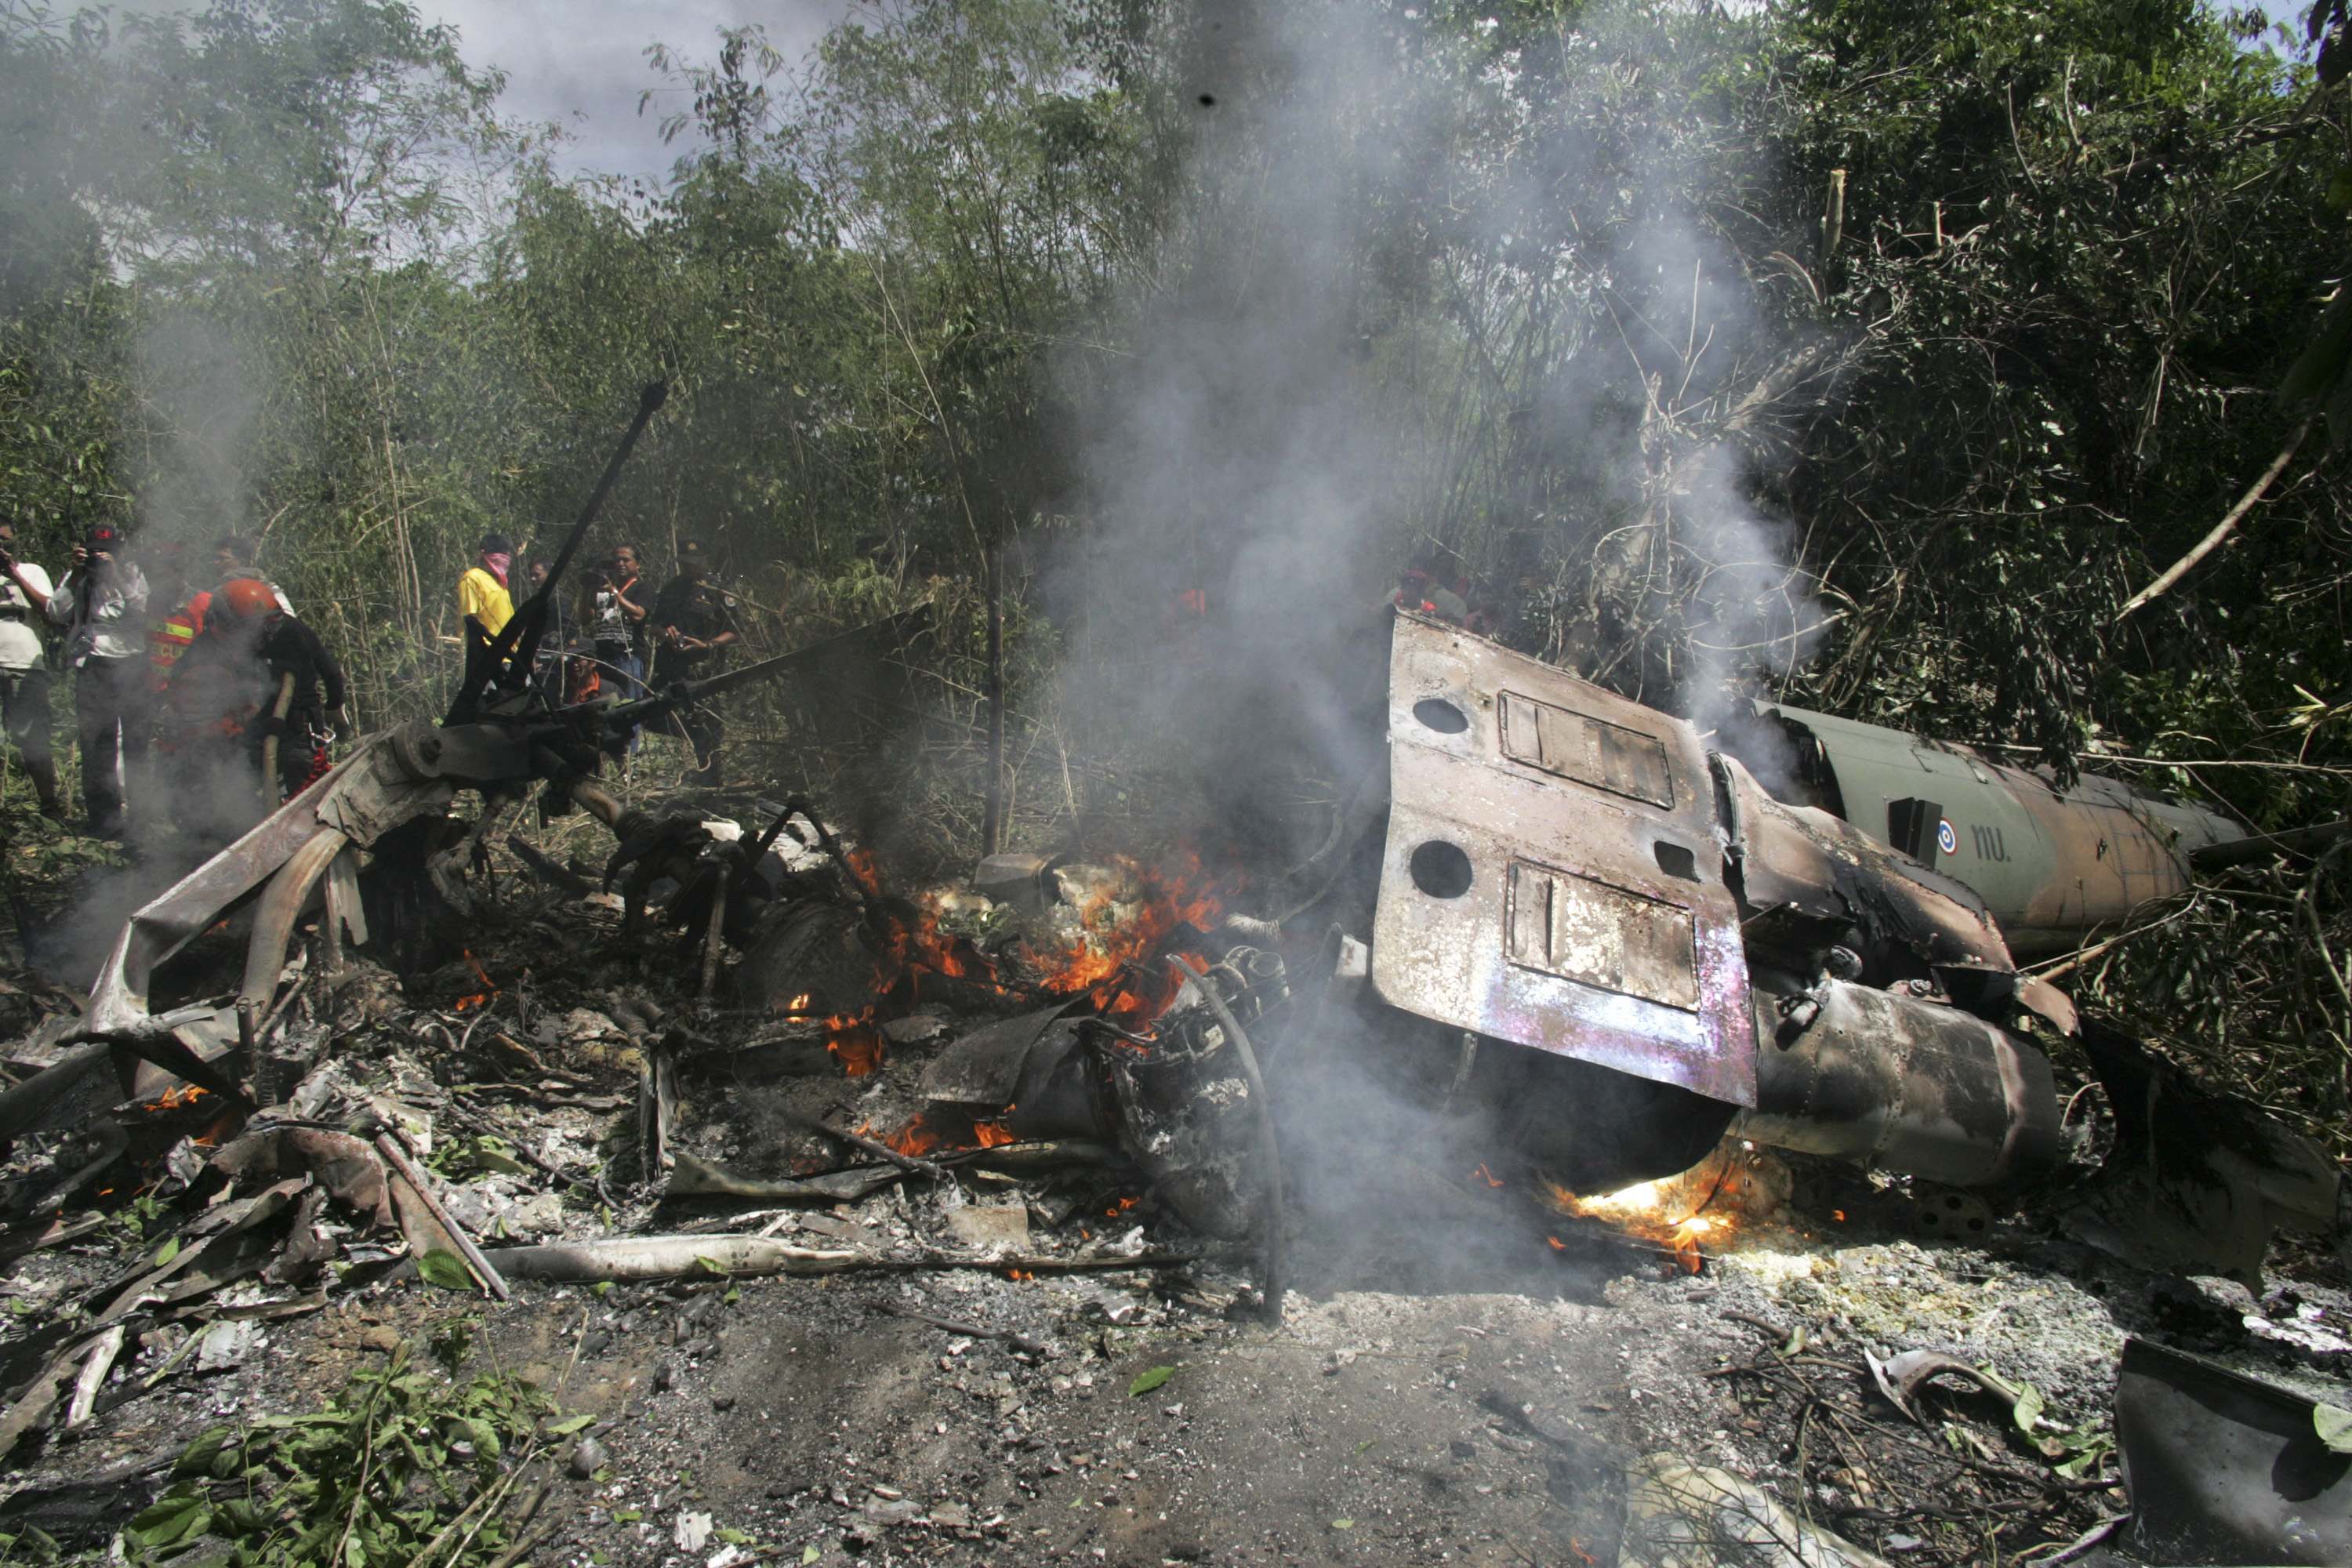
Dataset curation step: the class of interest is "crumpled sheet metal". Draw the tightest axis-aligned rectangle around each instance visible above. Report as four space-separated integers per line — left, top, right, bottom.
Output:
2064 1024 2343 1287
1372 613 1756 1106
84 731 452 1036
1716 754 2015 975
2115 1338 2352 1565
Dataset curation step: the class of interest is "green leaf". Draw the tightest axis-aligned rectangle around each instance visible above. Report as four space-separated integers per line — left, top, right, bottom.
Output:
545 1414 597 1436
2010 1381 2045 1437
154 1235 181 1267
803 1547 822 1565
416 1249 475 1291
592 1281 615 1298
176 1427 233 1477
127 1491 212 1550
613 1508 643 1523
1331 1518 1354 1530
2317 1401 2352 1454
1127 1365 1176 1397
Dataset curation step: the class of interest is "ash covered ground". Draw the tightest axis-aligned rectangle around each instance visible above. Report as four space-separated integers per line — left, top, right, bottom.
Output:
1 799 2347 1568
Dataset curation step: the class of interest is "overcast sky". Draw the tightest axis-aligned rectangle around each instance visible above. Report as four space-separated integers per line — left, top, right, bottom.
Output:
411 0 854 183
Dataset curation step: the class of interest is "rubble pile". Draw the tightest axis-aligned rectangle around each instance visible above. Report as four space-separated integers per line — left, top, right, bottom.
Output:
0 811 2342 1566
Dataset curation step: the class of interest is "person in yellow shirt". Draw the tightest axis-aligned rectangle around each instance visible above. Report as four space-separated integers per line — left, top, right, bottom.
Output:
458 532 514 638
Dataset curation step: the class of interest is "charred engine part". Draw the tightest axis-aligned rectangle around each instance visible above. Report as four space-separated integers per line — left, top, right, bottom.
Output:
915 946 1293 1240
1732 978 2062 1188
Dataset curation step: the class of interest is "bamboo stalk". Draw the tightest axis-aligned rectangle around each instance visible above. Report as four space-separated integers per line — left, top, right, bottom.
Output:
375 1131 511 1301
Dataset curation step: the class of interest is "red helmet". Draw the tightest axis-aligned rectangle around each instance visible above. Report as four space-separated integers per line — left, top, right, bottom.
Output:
219 578 278 620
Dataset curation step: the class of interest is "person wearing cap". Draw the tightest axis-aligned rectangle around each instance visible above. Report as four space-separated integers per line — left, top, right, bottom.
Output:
459 533 514 639
649 538 740 786
0 517 64 820
45 523 151 837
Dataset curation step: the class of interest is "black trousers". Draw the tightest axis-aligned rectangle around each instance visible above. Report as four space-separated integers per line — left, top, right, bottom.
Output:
74 654 150 830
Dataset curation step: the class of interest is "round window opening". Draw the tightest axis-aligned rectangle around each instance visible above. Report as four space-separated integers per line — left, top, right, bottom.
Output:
1412 697 1470 735
1409 840 1475 899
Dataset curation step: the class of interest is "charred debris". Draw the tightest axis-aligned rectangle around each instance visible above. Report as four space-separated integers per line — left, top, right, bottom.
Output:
0 393 2347 1564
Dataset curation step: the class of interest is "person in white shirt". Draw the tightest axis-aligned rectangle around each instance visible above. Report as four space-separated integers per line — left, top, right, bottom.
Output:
0 517 63 820
45 522 151 837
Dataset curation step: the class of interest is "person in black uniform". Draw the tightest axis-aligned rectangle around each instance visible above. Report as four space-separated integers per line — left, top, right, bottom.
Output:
165 577 347 837
649 538 739 786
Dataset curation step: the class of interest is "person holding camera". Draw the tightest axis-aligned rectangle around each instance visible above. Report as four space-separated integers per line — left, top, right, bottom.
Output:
45 523 151 837
588 543 649 759
0 517 65 821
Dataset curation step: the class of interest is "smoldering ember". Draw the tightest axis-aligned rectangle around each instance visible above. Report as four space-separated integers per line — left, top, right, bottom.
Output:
7 4 2352 1568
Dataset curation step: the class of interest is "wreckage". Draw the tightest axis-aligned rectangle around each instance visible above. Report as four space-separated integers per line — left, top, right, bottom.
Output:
1336 612 2343 1269
12 397 2339 1298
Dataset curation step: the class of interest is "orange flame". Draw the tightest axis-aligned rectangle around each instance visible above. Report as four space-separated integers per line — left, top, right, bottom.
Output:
826 1018 884 1076
1018 853 1228 1024
453 949 498 1013
150 1083 212 1112
1547 1174 1727 1276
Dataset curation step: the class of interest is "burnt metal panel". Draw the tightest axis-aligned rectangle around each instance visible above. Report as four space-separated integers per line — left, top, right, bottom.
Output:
2116 1338 2352 1565
1497 690 1675 808
1372 613 1755 1106
1506 860 1700 1011
1718 755 2016 974
1762 702 2242 959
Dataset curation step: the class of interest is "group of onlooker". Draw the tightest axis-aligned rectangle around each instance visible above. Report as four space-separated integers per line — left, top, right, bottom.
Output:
0 517 753 840
0 518 341 840
453 533 740 784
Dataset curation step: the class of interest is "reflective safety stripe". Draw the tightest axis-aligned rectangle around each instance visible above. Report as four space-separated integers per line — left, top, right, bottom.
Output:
149 617 198 667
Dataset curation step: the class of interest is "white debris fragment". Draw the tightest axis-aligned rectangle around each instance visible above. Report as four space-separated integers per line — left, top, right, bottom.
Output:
673 1510 713 1552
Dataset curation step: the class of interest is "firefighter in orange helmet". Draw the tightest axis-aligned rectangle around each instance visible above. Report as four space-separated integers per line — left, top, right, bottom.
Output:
164 579 347 837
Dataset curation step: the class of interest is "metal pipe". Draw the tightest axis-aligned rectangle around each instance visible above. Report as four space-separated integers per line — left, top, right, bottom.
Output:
1733 979 2062 1188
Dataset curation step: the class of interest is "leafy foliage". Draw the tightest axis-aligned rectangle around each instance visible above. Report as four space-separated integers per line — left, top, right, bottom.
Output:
129 1337 559 1567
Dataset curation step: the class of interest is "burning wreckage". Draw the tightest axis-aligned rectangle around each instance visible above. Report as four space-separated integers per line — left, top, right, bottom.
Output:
21 573 2343 1297
2 394 2347 1563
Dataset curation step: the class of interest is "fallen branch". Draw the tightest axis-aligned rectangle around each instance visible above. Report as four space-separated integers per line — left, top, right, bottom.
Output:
375 1132 511 1301
781 1109 950 1181
485 1234 862 1281
875 1302 1052 1356
2115 417 2310 621
503 835 593 897
0 1213 106 1265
